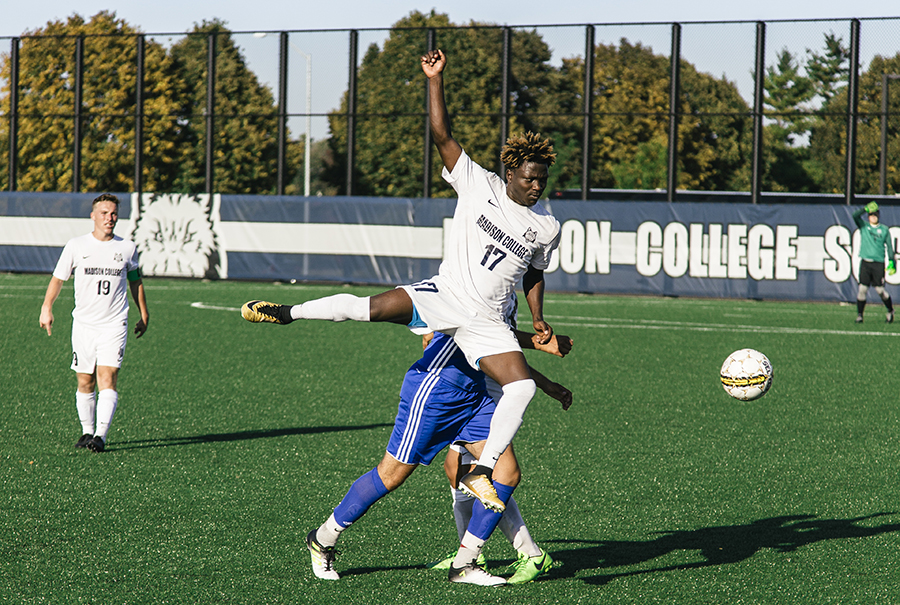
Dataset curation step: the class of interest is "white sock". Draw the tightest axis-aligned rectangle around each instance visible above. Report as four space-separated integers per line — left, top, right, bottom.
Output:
498 497 541 557
476 379 536 468
94 389 118 442
75 390 96 435
316 513 344 547
452 531 484 568
452 487 474 541
290 294 370 322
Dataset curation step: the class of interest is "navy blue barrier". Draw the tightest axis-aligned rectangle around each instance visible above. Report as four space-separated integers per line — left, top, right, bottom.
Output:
1 191 896 302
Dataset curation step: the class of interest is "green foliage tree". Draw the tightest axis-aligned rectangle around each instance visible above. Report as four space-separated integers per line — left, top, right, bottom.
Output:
547 39 751 193
167 20 302 194
324 10 555 198
808 53 900 195
806 32 850 104
0 11 184 192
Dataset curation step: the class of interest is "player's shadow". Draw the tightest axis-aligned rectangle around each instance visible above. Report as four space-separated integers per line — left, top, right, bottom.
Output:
546 512 900 585
113 423 393 450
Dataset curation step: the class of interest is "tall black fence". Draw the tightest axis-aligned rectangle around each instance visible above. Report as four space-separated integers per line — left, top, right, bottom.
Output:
2 17 900 202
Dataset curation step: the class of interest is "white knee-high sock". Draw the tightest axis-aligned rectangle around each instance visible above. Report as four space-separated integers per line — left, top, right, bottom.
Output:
75 390 96 435
94 389 118 442
476 379 536 469
497 497 541 557
290 294 370 322
452 488 474 541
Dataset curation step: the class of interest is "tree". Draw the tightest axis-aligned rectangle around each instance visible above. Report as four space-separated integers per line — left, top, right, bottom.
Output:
806 32 850 104
0 11 184 192
324 10 555 198
166 20 302 194
547 39 751 192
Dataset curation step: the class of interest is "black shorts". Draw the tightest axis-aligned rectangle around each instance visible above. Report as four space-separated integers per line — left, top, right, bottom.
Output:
859 260 885 287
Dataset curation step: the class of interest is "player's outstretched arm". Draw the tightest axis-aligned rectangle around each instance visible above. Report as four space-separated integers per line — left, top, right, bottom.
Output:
529 365 573 411
514 330 573 358
421 49 462 172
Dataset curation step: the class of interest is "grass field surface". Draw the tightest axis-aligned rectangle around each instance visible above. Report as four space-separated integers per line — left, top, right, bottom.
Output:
3 272 900 604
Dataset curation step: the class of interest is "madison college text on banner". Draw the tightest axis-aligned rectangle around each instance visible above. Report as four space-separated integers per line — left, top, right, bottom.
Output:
0 192 895 303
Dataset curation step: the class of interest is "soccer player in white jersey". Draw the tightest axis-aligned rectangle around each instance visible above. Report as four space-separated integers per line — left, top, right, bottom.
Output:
40 193 150 453
242 48 562 514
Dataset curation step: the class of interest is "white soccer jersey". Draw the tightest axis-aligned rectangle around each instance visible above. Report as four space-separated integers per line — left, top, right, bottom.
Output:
440 149 561 320
52 233 140 327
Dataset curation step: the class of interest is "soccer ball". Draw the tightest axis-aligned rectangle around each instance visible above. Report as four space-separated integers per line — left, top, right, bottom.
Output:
720 349 773 401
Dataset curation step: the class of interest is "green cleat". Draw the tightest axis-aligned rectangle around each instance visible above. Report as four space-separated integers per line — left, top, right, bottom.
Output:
428 552 486 570
241 300 293 325
506 549 554 584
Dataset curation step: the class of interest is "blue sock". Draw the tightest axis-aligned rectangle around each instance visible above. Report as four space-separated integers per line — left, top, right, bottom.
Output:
333 468 390 528
467 481 515 541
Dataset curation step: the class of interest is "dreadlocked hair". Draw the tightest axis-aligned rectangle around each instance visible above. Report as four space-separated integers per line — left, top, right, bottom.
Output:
500 131 556 169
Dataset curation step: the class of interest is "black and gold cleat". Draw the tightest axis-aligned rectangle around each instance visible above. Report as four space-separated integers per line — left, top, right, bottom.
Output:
241 300 293 325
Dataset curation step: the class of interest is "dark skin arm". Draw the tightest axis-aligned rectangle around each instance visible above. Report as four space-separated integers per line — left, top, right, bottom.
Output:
421 49 462 172
523 265 552 344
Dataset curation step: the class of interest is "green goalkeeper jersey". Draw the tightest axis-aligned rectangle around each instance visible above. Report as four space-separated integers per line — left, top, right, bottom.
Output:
853 208 895 263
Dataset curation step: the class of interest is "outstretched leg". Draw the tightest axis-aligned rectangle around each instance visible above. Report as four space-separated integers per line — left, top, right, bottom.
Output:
242 288 414 325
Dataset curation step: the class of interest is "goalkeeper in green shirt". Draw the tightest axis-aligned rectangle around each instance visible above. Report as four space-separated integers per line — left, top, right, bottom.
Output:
852 201 896 323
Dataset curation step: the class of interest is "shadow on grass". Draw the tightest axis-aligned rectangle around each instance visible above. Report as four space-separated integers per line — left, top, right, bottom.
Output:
113 423 393 450
545 512 900 585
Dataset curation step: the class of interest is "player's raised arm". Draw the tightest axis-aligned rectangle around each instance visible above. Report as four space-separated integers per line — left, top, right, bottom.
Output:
421 49 462 172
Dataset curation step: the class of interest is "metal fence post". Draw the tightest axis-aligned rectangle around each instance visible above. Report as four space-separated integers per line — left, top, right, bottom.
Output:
500 27 511 174
751 22 766 204
346 29 358 196
423 28 435 198
666 23 681 202
73 35 84 193
880 74 900 195
205 32 216 195
581 25 594 200
134 35 145 197
277 32 289 196
845 18 860 205
8 38 18 192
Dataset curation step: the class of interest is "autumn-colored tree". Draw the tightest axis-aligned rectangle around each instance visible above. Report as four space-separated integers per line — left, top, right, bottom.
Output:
324 10 555 198
0 11 184 192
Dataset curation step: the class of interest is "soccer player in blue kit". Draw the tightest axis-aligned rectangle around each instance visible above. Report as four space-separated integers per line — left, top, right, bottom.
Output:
303 325 572 585
242 48 562 516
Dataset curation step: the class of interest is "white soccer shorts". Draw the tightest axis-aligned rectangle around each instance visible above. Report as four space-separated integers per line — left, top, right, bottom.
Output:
70 318 128 373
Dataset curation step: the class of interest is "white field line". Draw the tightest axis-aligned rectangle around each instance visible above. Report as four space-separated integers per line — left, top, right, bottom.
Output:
546 314 900 337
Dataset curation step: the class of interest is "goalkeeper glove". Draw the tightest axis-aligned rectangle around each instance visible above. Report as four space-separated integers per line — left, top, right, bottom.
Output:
888 261 896 276
865 201 879 214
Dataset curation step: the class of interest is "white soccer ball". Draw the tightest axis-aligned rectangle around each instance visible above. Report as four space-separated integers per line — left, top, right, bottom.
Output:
720 348 773 401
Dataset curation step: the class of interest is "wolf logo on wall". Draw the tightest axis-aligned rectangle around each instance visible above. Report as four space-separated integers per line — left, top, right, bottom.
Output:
130 193 228 279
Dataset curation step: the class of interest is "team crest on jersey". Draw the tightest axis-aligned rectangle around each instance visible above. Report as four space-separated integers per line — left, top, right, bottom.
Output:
524 227 537 243
130 193 228 279
113 253 123 263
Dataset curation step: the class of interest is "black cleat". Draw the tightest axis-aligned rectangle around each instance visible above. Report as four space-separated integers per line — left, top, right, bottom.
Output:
75 434 93 448
86 436 105 453
241 300 293 325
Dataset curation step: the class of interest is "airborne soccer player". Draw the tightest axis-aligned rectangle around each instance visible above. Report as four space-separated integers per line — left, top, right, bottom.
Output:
852 201 896 323
241 48 562 514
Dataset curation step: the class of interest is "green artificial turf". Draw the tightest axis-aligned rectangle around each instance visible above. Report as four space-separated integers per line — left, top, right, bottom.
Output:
3 273 899 604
